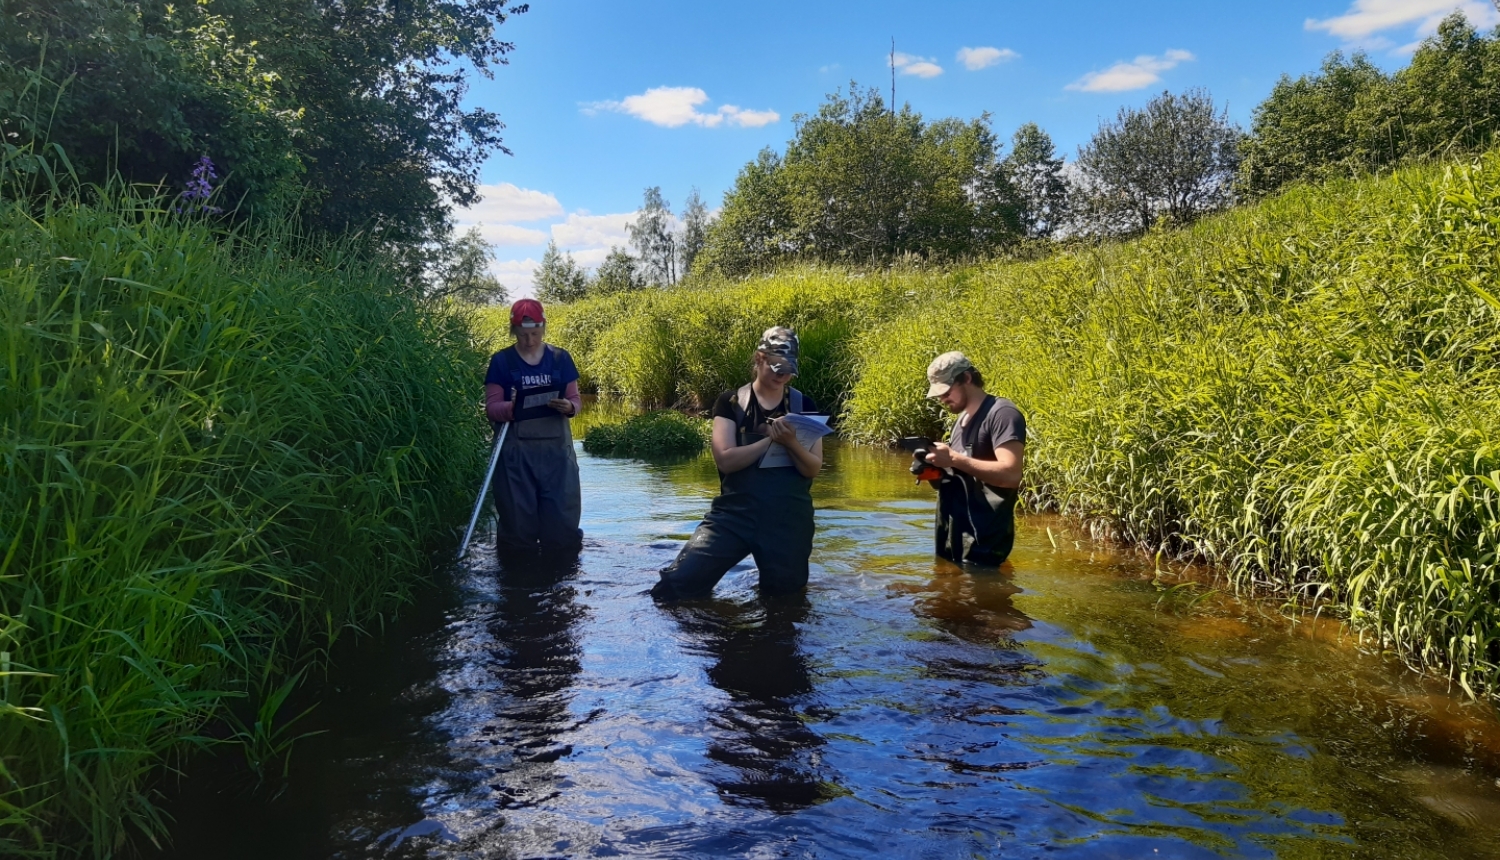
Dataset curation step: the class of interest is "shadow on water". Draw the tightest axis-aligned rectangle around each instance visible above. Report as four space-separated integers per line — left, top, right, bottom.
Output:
153 438 1500 859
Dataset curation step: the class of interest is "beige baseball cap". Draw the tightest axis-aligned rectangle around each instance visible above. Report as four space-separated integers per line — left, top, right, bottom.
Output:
926 351 975 397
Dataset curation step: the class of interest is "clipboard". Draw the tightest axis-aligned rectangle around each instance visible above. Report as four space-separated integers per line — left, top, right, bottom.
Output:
513 385 563 421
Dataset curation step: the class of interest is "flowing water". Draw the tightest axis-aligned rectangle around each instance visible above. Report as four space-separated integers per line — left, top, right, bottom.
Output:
160 438 1500 859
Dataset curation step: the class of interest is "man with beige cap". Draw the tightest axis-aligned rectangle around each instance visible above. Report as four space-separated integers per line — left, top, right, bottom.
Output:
922 352 1026 566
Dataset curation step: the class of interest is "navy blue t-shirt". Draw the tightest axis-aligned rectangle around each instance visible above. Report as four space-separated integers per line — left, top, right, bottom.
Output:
485 345 580 399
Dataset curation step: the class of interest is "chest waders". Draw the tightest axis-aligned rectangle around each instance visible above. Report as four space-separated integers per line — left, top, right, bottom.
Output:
935 396 1019 566
491 348 583 553
651 385 814 600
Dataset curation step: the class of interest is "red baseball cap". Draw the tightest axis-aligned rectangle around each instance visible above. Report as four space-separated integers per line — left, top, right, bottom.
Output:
510 298 546 328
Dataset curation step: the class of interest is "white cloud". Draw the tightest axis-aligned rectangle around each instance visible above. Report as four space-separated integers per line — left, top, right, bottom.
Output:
490 257 540 298
551 211 636 249
1306 0 1498 43
451 183 560 247
891 52 944 78
459 182 563 224
568 247 613 269
585 86 780 128
1066 49 1195 93
718 105 781 128
956 46 1019 71
465 223 549 247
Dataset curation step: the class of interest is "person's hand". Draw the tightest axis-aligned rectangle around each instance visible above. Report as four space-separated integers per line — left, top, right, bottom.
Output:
768 416 798 446
926 442 957 469
547 398 575 416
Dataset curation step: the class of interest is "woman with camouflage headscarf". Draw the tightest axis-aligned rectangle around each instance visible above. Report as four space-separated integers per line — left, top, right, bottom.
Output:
651 327 825 600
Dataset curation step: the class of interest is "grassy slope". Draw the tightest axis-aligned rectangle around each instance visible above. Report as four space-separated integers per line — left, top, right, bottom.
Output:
0 190 488 856
546 154 1500 696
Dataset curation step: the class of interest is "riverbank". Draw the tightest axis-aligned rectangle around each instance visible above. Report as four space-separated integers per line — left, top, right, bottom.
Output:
0 181 488 855
537 152 1500 699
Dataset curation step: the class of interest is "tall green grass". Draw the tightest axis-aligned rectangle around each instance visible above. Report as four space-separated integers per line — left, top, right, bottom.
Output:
0 162 487 854
515 268 973 414
547 153 1500 697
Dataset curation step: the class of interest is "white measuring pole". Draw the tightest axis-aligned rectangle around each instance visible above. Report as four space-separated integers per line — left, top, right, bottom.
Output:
458 422 509 558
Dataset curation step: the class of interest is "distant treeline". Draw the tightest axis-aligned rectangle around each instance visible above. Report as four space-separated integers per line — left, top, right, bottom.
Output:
537 12 1500 298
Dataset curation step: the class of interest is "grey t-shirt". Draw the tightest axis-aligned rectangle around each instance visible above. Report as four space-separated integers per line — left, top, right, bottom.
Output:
947 395 1025 483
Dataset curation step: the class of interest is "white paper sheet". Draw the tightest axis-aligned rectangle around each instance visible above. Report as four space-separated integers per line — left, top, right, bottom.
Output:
759 413 832 468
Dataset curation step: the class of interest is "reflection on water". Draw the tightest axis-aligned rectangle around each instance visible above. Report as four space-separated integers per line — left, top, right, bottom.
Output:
667 596 832 811
480 555 587 812
156 438 1500 859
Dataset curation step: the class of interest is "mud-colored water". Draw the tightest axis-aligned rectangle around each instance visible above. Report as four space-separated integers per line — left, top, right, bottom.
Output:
159 439 1500 858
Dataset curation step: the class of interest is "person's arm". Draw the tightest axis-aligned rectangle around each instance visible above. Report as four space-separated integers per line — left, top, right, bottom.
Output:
485 383 513 423
928 440 1023 487
548 380 582 416
768 416 823 478
548 349 583 416
711 415 773 473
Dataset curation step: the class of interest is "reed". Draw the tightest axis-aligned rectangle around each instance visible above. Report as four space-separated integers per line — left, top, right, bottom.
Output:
0 155 487 855
548 153 1500 698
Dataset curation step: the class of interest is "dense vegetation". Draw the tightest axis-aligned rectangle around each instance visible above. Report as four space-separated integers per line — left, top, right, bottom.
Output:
581 411 709 458
0 0 526 256
2 0 519 853
1242 14 1500 197
546 153 1500 698
0 159 487 855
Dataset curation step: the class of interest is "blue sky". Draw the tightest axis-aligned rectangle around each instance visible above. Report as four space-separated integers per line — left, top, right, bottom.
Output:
455 0 1499 296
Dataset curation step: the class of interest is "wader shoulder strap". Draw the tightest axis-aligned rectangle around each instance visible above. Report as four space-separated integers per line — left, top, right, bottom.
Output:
733 384 804 425
735 382 753 420
733 384 805 447
500 346 522 380
962 395 998 454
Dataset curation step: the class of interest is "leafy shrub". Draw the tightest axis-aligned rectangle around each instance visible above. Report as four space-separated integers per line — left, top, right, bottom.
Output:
582 410 709 458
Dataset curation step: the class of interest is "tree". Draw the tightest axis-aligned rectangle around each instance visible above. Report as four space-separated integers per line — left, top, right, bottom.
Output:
1075 88 1243 235
679 188 711 278
1003 123 1070 239
696 85 1020 277
428 227 509 304
693 148 793 279
0 0 530 251
534 240 589 303
590 246 644 296
1395 13 1500 159
1237 13 1500 198
627 186 676 286
1237 52 1393 196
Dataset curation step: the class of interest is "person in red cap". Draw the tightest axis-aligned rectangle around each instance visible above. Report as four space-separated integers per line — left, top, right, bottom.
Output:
483 298 583 554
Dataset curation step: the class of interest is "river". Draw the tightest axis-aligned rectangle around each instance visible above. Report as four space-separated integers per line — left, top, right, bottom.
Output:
158 438 1500 858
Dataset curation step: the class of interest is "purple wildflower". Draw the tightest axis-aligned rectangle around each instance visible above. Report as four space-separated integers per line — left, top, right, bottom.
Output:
176 155 224 215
